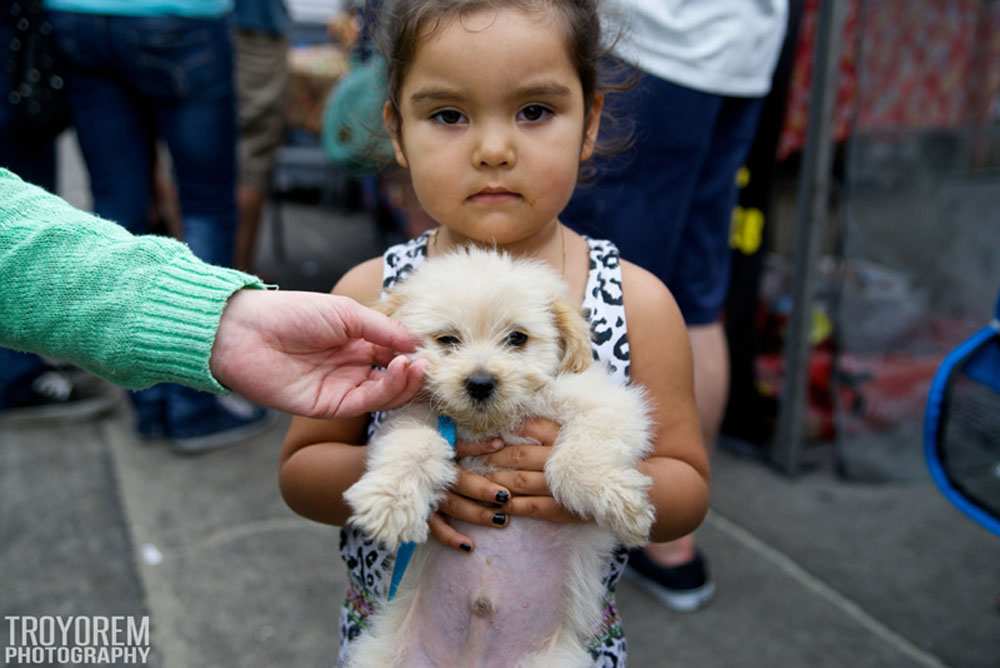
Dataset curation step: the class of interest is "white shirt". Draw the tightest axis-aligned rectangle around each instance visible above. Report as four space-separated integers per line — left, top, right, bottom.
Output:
608 0 789 97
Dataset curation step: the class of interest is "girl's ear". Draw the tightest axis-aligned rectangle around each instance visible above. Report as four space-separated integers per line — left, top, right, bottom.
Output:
580 92 605 161
552 298 593 374
383 101 409 169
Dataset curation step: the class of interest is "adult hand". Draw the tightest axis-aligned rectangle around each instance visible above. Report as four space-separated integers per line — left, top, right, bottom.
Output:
428 418 582 552
210 289 425 418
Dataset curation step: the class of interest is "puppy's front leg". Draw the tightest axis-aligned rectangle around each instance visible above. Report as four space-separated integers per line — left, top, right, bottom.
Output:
545 368 656 547
344 406 456 551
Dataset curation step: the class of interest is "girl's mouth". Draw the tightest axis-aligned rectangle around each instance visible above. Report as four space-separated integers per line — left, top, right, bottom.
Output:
467 189 522 204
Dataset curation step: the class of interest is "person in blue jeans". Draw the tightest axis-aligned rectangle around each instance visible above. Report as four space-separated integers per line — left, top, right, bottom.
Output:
562 1 788 611
45 0 266 452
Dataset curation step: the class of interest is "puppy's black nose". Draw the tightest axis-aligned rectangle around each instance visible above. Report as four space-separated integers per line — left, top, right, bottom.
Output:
465 371 496 401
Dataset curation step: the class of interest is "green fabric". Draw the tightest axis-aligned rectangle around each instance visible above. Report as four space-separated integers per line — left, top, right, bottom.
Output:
0 168 265 392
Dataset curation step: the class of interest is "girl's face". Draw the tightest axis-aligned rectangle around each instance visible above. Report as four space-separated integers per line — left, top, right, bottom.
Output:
386 7 603 246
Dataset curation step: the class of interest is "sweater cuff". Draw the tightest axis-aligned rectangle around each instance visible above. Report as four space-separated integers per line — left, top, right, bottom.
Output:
131 252 270 394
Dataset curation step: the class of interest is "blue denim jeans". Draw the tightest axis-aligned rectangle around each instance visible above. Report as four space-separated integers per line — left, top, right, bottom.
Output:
49 12 237 265
0 17 57 405
49 12 239 434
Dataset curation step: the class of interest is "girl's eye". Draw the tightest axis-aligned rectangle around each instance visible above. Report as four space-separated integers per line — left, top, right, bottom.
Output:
506 331 528 348
517 105 552 123
431 109 466 125
436 335 461 347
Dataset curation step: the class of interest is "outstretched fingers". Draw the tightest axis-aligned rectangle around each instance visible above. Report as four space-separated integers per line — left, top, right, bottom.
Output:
334 295 418 353
379 357 426 410
329 356 423 418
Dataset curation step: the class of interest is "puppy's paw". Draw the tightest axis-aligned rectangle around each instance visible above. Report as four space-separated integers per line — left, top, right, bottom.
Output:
547 461 654 547
344 477 431 551
591 468 655 547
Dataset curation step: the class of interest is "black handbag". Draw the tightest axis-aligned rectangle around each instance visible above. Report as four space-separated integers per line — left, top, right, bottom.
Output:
5 0 71 141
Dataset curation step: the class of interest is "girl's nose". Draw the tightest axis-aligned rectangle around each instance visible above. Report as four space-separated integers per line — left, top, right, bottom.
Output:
472 125 516 168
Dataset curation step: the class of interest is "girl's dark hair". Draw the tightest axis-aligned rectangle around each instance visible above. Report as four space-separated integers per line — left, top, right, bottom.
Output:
376 0 634 165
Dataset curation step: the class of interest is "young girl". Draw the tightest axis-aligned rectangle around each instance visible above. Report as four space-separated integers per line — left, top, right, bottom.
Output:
280 1 709 665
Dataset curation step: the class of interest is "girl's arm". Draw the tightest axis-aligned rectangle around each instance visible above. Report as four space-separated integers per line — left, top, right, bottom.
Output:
473 262 708 545
623 261 711 543
279 258 388 526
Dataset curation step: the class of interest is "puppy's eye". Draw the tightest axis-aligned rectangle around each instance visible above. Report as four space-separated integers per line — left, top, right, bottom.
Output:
436 335 461 347
506 331 528 348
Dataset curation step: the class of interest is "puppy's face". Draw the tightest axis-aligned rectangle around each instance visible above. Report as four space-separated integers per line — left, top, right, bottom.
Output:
380 249 592 433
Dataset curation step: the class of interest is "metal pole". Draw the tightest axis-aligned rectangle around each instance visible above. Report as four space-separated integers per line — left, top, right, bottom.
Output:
772 0 848 475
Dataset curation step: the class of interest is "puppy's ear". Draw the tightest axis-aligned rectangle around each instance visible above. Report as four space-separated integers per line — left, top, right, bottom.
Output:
375 289 405 318
552 299 593 373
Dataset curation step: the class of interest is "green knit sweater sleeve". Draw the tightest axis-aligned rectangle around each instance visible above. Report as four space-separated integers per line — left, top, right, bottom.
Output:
0 168 267 393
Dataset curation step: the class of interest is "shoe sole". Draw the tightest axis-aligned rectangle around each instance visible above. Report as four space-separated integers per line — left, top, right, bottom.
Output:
0 389 121 427
621 567 716 612
169 411 278 455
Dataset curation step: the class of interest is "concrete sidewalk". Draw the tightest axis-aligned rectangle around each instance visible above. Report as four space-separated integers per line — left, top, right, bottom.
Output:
2 406 996 667
1 136 997 667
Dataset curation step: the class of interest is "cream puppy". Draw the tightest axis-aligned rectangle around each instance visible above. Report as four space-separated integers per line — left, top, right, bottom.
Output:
344 248 654 668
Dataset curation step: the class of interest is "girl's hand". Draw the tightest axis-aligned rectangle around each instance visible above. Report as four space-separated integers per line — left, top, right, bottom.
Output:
428 437 512 552
428 418 583 552
482 418 582 525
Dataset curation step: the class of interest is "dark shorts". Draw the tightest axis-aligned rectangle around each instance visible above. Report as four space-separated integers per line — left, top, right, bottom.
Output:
563 69 764 325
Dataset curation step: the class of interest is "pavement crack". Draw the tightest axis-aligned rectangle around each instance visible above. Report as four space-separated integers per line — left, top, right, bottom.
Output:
161 518 326 557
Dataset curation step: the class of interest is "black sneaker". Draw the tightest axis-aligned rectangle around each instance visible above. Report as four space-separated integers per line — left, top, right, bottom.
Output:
167 395 276 455
0 369 120 426
624 548 716 612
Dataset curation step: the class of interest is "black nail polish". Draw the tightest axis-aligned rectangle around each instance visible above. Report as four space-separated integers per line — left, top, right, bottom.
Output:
491 512 507 526
459 543 472 552
495 490 510 504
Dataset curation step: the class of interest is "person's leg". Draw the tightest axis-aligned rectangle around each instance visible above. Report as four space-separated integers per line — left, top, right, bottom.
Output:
668 95 766 443
116 15 269 449
643 96 767 575
49 11 167 432
564 70 735 607
49 12 154 233
114 14 238 266
234 30 289 272
154 25 238 268
236 185 267 268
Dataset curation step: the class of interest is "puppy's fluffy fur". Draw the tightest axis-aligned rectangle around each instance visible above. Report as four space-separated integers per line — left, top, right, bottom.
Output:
344 248 654 667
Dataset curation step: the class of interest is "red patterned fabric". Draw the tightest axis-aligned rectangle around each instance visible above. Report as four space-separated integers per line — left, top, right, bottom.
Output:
779 0 1000 159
